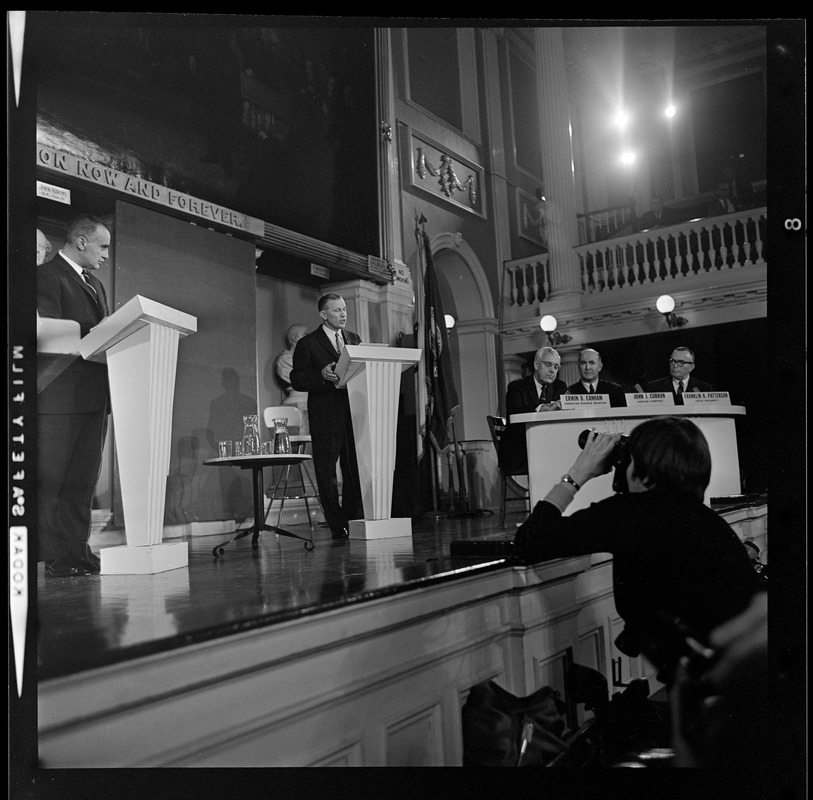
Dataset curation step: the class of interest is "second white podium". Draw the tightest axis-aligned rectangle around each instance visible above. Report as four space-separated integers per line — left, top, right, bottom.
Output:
336 344 421 539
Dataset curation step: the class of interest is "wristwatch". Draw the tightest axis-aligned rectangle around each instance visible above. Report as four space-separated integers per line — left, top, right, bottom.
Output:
560 473 581 491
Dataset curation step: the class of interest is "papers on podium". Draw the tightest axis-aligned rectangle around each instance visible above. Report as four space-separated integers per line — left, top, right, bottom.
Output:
335 343 389 388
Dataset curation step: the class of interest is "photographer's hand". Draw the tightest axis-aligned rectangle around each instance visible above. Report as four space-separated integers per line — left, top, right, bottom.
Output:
568 430 623 486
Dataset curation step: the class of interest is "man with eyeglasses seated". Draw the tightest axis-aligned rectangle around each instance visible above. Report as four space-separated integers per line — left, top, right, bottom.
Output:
499 346 567 474
647 346 713 406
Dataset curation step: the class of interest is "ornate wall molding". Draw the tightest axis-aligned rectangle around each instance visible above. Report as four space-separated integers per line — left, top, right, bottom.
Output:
398 123 484 217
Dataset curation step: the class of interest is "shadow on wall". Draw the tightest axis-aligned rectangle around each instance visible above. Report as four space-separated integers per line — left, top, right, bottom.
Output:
164 367 255 524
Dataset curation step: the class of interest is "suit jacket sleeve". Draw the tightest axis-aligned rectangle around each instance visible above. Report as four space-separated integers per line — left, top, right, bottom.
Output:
506 378 534 417
290 330 362 394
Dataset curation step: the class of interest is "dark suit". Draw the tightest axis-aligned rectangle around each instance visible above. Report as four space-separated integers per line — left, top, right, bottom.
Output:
37 255 110 564
501 375 567 474
706 198 736 217
290 327 363 533
647 376 713 406
567 379 626 407
637 206 680 230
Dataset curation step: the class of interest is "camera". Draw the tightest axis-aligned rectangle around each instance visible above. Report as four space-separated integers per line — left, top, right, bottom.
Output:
577 429 631 493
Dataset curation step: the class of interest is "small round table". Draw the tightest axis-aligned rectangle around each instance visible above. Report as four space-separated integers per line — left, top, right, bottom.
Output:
204 454 317 557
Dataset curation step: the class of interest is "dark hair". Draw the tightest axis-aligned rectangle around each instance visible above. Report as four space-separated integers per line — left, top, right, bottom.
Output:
318 293 343 311
65 214 109 244
627 416 711 501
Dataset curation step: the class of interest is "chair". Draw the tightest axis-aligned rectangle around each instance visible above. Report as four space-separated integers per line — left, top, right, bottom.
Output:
487 415 530 528
262 405 323 529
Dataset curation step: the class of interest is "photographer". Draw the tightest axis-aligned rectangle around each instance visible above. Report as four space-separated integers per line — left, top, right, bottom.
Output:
514 416 761 685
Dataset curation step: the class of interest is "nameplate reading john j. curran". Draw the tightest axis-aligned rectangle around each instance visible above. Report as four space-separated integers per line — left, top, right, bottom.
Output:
624 392 675 407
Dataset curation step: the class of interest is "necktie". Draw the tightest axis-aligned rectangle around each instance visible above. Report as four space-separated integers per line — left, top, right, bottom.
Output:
676 380 684 404
81 270 97 295
539 385 547 404
588 383 594 393
335 332 343 353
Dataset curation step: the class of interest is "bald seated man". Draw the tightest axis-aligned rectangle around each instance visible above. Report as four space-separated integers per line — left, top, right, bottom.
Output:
566 348 626 407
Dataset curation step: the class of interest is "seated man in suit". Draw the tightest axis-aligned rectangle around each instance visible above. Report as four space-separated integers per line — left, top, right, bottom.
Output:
500 346 567 474
637 196 680 230
566 348 626 407
707 184 737 217
647 346 713 405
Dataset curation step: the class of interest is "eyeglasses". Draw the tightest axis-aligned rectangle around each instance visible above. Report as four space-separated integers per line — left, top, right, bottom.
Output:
537 361 560 371
669 359 694 368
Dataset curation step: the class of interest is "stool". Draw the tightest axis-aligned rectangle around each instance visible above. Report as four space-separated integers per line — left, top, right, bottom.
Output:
262 405 323 529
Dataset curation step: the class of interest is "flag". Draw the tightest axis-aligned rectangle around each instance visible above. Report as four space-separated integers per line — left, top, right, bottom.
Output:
421 229 460 453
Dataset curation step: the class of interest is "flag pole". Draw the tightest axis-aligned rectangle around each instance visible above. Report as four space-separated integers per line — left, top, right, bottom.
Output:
416 212 443 519
447 416 492 519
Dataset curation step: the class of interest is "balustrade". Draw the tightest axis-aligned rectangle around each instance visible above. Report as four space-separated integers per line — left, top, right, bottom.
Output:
504 207 766 313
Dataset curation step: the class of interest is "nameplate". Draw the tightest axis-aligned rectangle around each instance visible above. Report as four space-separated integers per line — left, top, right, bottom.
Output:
624 392 676 407
681 391 730 405
560 393 610 409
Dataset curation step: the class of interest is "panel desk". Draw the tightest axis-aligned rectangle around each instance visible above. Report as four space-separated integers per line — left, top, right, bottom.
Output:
511 404 746 513
204 454 317 556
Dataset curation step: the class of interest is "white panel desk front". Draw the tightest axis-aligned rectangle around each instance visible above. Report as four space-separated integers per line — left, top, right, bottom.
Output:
511 405 746 513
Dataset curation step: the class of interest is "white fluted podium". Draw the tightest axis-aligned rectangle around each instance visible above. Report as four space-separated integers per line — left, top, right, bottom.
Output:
336 344 421 539
79 295 197 574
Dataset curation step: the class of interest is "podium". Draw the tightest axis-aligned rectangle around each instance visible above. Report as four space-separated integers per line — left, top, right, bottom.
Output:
335 344 421 539
79 295 197 574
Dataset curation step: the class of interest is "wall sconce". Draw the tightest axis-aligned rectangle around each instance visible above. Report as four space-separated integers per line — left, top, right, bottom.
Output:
540 314 572 346
656 295 688 328
444 314 456 330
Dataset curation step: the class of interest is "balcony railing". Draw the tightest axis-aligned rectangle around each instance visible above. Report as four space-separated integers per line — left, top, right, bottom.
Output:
504 207 766 311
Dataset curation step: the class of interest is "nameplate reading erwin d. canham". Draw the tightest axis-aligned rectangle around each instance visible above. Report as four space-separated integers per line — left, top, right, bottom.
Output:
560 393 611 409
624 392 675 407
681 391 731 405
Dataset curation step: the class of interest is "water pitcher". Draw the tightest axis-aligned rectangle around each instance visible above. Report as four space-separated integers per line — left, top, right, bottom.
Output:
241 414 260 455
272 418 292 454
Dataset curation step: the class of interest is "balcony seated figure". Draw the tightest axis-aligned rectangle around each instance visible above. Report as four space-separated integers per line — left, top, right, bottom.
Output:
637 196 680 231
512 416 762 688
566 348 626 407
707 183 737 217
500 346 567 474
720 162 757 212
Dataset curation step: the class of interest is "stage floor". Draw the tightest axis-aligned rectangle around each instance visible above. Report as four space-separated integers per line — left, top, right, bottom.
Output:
36 508 521 682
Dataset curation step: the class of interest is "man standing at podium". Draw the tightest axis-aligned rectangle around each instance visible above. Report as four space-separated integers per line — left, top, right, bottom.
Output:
36 214 111 577
647 346 713 405
290 294 363 539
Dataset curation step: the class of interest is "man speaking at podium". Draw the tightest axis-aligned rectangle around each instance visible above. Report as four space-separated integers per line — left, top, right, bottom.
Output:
36 214 111 577
291 294 363 540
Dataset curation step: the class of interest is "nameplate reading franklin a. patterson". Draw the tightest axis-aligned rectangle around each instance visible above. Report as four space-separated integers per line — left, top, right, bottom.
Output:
681 391 731 405
560 393 611 409
624 392 676 407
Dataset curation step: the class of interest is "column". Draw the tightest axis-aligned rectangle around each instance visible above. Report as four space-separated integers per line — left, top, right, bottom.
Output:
535 28 582 300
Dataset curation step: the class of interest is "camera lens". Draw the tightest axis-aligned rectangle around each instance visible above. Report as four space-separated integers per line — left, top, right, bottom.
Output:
577 429 631 494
